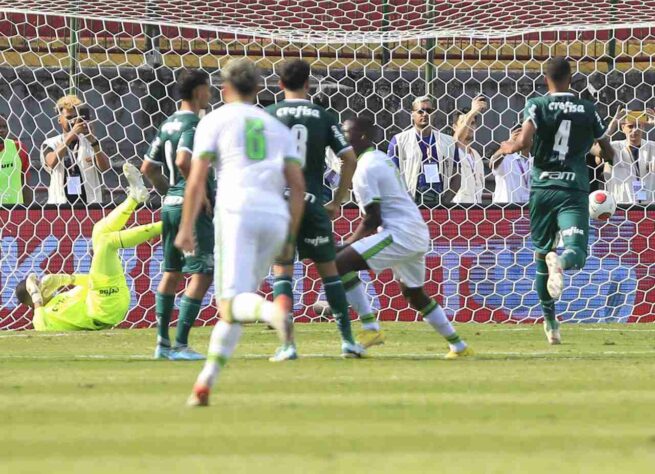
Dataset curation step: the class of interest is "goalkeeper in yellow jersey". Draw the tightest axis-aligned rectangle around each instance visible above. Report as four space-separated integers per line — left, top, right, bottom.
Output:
15 163 162 331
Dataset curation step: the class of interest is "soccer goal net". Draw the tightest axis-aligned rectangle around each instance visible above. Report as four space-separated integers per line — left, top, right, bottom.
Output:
1 1 655 329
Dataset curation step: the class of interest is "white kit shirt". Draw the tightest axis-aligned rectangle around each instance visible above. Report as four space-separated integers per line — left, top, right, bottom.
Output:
453 146 484 204
192 102 303 217
492 152 532 204
353 148 429 252
40 133 104 204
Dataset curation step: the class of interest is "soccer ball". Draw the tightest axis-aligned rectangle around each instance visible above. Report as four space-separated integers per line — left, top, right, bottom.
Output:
589 190 616 220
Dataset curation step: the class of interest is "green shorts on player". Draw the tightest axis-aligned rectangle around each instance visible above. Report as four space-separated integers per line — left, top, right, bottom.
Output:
529 188 589 259
161 202 214 274
296 201 336 263
33 195 162 331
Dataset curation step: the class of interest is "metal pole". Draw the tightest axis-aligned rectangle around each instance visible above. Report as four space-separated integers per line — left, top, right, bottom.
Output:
381 0 390 65
68 13 80 95
606 0 618 71
425 0 436 97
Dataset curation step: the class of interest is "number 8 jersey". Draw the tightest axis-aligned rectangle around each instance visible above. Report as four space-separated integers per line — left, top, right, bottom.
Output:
266 99 352 204
192 102 303 216
525 92 606 193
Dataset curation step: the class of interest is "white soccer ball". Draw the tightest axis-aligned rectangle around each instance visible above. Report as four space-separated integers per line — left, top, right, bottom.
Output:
589 190 617 221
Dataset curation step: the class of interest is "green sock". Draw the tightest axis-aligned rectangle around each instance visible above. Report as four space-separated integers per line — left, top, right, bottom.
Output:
273 275 293 300
324 275 354 344
535 259 558 329
175 296 202 347
155 292 175 345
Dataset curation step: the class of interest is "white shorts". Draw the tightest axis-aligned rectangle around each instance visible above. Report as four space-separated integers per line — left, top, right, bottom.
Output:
351 230 426 288
215 209 288 299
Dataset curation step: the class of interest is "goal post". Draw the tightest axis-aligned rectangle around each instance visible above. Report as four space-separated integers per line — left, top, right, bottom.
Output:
1 2 655 329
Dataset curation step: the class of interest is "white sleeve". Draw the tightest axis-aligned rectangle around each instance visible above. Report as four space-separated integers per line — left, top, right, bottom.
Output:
40 136 58 172
353 161 382 211
192 115 219 162
284 128 304 167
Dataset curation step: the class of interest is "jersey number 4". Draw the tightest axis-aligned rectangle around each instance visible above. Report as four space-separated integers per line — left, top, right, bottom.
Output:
553 119 571 161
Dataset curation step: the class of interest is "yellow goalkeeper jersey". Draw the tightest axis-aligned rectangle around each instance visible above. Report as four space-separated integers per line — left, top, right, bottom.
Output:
32 274 130 331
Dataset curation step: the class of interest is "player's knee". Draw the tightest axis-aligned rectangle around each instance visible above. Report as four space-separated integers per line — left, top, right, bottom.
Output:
401 285 429 308
565 247 587 269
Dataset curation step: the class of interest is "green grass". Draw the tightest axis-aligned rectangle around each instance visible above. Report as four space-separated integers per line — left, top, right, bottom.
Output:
2 323 655 474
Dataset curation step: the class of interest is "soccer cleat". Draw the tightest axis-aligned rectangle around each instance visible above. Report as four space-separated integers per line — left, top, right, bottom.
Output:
543 321 562 345
357 329 386 349
268 295 293 344
269 344 298 362
26 273 44 306
444 346 475 360
341 341 366 359
154 344 172 360
545 252 564 300
169 346 206 361
186 384 210 407
123 162 149 203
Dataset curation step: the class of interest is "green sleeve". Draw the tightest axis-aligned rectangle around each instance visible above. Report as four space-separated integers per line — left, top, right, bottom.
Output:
590 105 607 139
523 98 540 129
145 132 164 165
327 113 351 156
178 127 196 154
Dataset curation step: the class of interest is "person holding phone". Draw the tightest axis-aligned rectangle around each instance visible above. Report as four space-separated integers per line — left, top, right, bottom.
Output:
40 95 110 205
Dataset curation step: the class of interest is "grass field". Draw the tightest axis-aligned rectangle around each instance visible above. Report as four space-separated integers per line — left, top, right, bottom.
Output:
2 323 655 474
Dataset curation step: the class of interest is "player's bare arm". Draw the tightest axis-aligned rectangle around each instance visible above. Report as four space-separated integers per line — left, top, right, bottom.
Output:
499 119 535 155
325 148 356 219
175 149 212 215
344 202 381 245
175 156 209 254
280 160 306 262
141 159 170 195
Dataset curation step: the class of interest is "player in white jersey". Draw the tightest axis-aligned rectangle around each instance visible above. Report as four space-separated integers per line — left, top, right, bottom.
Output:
335 117 472 359
175 59 306 406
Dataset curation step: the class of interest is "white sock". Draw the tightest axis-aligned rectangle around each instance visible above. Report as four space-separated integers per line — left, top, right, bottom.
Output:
196 321 243 388
231 292 278 324
346 284 379 331
423 303 466 352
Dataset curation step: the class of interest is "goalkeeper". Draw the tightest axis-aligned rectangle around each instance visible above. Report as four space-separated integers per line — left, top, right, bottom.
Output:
15 163 161 331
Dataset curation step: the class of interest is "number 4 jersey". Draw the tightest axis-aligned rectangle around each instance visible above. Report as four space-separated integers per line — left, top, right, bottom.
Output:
192 102 303 217
266 99 352 204
525 92 606 193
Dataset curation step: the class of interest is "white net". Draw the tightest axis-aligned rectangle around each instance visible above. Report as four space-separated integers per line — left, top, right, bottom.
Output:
1 3 655 330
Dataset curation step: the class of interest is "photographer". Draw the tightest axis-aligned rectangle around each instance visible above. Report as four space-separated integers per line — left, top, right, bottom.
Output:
40 95 110 205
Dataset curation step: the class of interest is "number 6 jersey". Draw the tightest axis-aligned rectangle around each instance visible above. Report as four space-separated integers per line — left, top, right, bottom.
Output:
192 102 302 216
524 92 606 193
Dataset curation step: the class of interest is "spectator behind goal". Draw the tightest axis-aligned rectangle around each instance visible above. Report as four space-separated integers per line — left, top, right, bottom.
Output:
490 125 532 204
387 96 459 206
451 98 487 204
592 107 655 204
0 113 32 205
40 95 110 205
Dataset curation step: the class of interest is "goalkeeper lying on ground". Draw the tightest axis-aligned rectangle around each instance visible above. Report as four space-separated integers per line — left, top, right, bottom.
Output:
15 163 161 331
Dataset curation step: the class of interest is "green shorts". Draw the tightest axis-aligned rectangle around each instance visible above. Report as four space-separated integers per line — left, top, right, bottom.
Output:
296 201 336 263
529 187 589 255
161 204 214 274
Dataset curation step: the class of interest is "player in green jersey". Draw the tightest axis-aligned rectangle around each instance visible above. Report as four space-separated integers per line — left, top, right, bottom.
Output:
266 59 364 360
141 70 214 360
500 57 614 344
